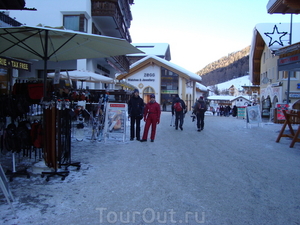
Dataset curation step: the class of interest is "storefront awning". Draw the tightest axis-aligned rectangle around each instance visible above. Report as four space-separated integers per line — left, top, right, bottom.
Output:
267 0 300 14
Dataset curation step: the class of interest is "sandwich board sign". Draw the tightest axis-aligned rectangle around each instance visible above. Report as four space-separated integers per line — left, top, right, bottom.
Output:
103 103 127 142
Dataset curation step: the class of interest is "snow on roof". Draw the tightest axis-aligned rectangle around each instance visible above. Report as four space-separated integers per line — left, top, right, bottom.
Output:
130 54 202 83
207 95 251 102
253 23 300 52
196 82 208 91
128 43 170 58
208 75 252 91
207 95 236 101
266 0 276 10
231 95 252 101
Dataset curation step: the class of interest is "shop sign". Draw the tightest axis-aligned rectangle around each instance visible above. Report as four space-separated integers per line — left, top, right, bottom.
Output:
278 54 300 66
289 93 300 98
0 56 31 71
127 73 156 82
128 78 155 82
161 90 177 94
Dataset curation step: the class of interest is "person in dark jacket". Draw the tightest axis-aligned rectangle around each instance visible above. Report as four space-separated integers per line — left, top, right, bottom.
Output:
171 94 186 130
232 105 237 117
193 96 207 132
128 89 144 141
140 94 161 142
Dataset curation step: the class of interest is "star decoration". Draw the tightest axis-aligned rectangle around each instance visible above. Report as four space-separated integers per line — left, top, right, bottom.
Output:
264 25 288 47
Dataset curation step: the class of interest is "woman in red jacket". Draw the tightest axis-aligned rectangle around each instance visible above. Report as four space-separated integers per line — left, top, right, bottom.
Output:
140 94 161 142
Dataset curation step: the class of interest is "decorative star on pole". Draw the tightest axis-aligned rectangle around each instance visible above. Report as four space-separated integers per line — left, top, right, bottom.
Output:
264 25 288 47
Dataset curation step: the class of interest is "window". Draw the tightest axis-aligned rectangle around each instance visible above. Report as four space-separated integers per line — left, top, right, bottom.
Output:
63 15 87 32
282 71 296 79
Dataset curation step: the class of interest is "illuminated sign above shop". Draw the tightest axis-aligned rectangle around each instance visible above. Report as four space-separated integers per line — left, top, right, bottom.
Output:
0 57 31 71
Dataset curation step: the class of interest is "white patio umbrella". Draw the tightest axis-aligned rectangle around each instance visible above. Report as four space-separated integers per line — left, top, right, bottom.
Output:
0 25 143 97
47 70 114 84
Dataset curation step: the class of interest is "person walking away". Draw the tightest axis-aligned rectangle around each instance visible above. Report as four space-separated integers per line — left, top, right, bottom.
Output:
232 105 237 117
193 96 207 132
226 105 231 116
212 107 216 116
128 89 144 141
171 94 186 130
140 94 161 142
216 107 220 116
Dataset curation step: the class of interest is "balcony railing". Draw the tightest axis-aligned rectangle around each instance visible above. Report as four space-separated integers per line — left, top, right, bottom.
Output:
91 1 131 42
0 12 22 27
111 55 130 73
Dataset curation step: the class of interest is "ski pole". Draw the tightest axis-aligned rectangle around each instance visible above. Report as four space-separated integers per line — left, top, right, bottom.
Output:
170 115 174 126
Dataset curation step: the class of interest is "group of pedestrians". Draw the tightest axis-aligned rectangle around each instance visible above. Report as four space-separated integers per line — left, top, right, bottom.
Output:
216 105 231 116
128 89 208 142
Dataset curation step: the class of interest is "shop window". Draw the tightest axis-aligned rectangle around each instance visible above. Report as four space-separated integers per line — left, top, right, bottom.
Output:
63 14 87 33
282 71 296 79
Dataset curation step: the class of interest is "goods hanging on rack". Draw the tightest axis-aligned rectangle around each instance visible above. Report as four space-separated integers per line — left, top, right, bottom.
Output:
41 100 79 181
0 89 44 181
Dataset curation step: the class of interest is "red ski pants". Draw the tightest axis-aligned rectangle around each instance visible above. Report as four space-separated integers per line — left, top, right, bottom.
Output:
142 113 158 140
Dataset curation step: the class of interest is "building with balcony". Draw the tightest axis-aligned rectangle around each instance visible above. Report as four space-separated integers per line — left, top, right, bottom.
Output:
249 22 300 120
267 0 300 112
7 0 135 89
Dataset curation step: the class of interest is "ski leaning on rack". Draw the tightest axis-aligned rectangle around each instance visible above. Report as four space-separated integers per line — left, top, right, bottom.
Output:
90 94 108 142
90 96 103 142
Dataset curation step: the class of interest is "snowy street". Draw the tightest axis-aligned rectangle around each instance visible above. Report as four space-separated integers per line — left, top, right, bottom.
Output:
1 111 300 224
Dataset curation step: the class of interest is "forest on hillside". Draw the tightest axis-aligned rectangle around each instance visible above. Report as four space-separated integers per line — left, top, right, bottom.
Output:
196 46 250 86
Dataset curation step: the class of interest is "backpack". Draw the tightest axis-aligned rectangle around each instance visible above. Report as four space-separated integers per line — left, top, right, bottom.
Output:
174 102 182 112
198 101 207 112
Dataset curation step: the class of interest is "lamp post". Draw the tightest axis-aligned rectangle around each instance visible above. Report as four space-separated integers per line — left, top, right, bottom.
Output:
286 14 293 106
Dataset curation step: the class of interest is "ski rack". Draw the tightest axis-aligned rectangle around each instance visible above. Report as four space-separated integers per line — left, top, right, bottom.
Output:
41 100 70 181
5 152 30 182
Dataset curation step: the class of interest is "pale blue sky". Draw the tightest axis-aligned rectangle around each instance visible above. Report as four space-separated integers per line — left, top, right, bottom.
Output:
129 0 299 73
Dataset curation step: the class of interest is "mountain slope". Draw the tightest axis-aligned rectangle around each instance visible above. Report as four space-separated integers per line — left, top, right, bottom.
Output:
197 46 250 86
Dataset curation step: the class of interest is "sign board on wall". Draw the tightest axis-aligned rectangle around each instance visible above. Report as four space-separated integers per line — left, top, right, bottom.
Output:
276 103 289 120
0 56 31 71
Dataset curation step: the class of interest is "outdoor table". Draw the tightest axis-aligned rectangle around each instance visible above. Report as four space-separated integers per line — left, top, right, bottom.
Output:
276 110 300 148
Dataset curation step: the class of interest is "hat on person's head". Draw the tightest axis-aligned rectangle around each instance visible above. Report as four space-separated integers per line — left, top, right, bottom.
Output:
200 96 204 99
133 89 139 94
150 94 155 98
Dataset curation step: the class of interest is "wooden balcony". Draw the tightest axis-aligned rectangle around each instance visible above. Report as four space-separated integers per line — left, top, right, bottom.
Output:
110 55 130 73
91 0 132 42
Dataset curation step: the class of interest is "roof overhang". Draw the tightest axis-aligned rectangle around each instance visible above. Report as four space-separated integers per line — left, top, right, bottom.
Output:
0 0 36 10
274 42 300 55
267 0 300 14
249 28 265 85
